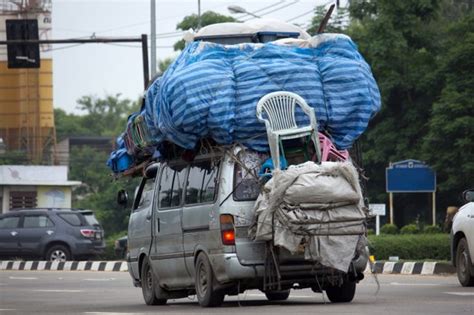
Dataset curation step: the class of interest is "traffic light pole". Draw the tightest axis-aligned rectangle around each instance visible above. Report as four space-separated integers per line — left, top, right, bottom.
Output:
0 34 150 89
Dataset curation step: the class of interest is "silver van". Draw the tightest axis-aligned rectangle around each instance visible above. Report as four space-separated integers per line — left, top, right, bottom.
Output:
123 148 368 307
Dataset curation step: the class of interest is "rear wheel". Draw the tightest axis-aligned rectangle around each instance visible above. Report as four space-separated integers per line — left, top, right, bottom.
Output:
195 252 224 307
141 258 167 305
45 245 71 262
325 280 356 303
456 238 474 287
264 290 290 301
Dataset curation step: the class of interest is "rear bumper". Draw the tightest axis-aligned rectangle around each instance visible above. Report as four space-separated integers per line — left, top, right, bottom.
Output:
74 241 106 256
209 252 367 285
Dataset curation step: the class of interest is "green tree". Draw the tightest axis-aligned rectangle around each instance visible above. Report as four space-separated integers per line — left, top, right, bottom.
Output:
76 94 139 137
54 108 93 141
345 0 453 204
54 95 141 234
422 13 474 199
173 11 236 51
158 57 175 74
69 146 139 234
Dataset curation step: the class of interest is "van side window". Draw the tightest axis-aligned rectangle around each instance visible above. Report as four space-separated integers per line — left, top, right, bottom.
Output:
185 160 219 205
159 166 186 208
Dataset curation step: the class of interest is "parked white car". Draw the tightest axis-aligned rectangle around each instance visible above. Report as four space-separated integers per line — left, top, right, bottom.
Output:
452 189 474 286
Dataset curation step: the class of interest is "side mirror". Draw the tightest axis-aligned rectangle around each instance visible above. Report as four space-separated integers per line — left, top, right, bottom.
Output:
117 189 129 206
463 189 474 202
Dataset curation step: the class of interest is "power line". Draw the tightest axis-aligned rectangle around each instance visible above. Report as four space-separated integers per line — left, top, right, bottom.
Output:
242 0 301 21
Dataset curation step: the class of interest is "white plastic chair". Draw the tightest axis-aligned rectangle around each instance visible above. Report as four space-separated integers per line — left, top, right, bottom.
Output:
256 91 321 170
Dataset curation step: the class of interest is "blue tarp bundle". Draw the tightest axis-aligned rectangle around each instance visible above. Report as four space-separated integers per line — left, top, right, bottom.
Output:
143 33 380 152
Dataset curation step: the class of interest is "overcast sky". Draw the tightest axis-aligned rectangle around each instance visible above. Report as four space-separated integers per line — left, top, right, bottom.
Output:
52 0 338 113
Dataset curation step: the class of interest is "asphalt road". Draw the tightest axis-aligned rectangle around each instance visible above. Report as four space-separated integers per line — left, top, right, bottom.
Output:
1 271 473 315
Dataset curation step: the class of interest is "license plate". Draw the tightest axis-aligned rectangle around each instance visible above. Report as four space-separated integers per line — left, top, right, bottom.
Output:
95 232 102 240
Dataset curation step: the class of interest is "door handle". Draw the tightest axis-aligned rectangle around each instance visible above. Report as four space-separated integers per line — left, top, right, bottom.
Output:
46 230 54 235
157 218 160 232
11 231 18 236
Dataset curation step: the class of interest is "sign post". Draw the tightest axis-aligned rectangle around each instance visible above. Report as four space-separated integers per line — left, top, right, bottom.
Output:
369 204 386 235
386 160 436 226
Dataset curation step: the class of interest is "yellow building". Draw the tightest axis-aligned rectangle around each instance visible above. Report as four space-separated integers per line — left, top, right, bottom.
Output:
0 0 55 163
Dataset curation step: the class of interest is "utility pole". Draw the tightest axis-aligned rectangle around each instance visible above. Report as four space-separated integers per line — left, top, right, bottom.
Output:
150 0 157 78
197 0 202 29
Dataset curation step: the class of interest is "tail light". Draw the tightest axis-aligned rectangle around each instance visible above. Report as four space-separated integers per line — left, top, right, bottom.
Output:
80 229 95 239
220 214 235 245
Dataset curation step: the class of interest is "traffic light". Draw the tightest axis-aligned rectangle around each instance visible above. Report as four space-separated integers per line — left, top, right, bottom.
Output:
6 19 40 69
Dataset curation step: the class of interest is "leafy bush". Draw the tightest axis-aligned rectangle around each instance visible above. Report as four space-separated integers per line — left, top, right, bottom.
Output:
400 224 420 234
423 225 442 234
97 231 127 261
368 234 450 260
380 223 399 234
367 228 375 235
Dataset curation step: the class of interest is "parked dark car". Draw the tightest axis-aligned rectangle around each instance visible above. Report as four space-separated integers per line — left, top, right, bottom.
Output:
0 208 105 261
114 235 128 259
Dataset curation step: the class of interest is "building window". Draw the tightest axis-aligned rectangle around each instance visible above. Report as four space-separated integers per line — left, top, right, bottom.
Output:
10 191 37 209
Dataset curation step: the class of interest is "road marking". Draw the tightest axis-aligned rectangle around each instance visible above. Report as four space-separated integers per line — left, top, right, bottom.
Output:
390 282 441 286
243 293 315 298
444 292 474 296
33 289 84 293
83 278 116 281
9 276 38 280
0 309 17 312
84 313 143 315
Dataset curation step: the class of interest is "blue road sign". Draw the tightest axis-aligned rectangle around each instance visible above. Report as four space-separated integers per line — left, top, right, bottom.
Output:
386 160 436 192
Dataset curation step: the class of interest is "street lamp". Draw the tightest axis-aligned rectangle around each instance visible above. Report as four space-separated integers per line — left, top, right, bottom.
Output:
228 5 261 18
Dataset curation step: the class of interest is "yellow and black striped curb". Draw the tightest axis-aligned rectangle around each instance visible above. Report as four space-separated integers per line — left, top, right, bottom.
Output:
0 260 128 272
0 260 456 274
365 261 455 274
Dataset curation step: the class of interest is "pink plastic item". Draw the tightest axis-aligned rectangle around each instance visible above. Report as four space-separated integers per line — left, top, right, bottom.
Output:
318 132 350 162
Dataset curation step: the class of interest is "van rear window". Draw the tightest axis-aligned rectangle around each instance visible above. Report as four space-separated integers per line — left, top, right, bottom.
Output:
233 163 260 201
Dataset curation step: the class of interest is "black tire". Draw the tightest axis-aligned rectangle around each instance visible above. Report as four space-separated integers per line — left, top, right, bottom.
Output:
141 258 167 305
45 245 71 262
195 252 224 307
264 290 290 301
325 280 356 303
456 238 474 287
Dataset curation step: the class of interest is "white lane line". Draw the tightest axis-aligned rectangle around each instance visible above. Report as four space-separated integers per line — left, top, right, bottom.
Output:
243 293 315 298
33 289 84 293
390 282 441 286
444 292 474 296
9 276 38 280
84 313 143 315
0 309 17 312
83 278 116 281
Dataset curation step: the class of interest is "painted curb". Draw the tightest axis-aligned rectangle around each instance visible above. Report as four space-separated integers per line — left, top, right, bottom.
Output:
0 260 128 272
0 260 456 274
364 261 456 275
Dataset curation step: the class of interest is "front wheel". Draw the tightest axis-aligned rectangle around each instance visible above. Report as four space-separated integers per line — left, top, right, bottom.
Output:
141 258 167 305
325 280 356 303
456 238 474 287
195 253 224 307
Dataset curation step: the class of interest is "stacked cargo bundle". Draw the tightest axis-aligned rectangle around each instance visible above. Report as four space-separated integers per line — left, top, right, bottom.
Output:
107 32 380 175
